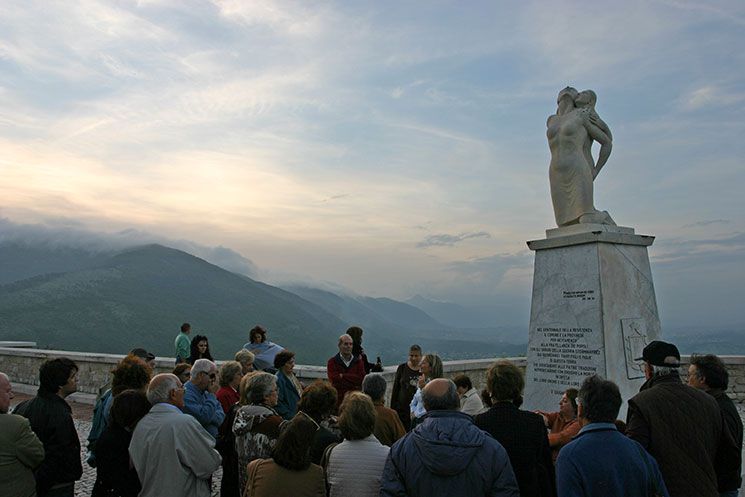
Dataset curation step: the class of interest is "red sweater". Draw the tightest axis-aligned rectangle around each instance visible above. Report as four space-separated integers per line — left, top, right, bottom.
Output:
327 353 366 409
216 386 239 415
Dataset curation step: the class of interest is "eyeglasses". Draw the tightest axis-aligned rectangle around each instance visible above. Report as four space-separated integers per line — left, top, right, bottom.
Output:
295 410 320 432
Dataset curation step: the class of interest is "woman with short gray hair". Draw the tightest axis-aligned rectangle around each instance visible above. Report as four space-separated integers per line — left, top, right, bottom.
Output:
232 373 285 496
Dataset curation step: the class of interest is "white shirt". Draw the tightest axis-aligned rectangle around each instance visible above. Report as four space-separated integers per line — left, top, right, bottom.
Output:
460 388 486 416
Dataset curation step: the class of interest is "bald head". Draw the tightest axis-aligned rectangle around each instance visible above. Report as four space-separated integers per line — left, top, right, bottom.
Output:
422 378 459 411
147 373 184 408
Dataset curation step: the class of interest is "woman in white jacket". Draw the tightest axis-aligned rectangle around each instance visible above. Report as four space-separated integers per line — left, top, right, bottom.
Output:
325 392 389 497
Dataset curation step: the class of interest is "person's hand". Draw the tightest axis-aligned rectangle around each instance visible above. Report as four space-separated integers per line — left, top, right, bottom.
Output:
417 374 426 388
208 378 219 394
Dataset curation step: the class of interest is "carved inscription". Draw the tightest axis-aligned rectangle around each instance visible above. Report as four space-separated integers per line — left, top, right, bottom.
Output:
528 326 601 394
562 290 596 301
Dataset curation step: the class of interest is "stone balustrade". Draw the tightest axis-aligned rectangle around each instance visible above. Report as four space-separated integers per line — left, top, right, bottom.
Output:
1 346 743 405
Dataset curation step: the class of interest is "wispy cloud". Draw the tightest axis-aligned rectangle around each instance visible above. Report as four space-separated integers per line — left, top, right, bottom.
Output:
320 194 350 203
0 1 744 326
681 219 731 229
0 217 258 277
417 232 491 248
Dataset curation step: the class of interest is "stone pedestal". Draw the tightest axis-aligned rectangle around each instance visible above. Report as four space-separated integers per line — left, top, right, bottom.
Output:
523 224 661 411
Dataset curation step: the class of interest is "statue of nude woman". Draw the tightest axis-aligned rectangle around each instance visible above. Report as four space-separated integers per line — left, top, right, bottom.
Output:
547 87 614 227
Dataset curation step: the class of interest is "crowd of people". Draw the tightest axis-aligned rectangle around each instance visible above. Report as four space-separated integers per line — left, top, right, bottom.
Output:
1 325 742 497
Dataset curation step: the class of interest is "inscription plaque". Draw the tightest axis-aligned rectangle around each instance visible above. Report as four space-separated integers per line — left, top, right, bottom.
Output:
527 325 603 397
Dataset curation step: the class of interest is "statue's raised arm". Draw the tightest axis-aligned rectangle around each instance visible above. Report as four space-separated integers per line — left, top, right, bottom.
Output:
546 87 615 227
575 90 612 180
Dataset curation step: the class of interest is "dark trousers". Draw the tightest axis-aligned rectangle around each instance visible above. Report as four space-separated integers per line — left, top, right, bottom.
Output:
41 484 75 497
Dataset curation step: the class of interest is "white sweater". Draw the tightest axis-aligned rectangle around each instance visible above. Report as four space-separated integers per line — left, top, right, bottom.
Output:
327 435 390 497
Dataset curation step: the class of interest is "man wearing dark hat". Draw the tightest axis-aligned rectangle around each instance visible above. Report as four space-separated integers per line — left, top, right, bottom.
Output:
626 340 739 497
129 347 157 369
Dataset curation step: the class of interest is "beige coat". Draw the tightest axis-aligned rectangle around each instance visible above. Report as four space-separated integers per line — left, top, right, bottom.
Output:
0 413 45 497
129 403 222 497
245 458 325 497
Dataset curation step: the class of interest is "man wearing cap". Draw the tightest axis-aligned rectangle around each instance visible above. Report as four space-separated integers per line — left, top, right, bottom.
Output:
130 347 156 369
627 340 739 497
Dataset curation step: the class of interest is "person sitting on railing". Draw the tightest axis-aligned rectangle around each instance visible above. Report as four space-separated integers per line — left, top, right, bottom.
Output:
244 325 284 372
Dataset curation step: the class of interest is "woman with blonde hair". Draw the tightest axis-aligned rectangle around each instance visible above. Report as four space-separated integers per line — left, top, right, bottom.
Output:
409 353 443 428
234 349 255 375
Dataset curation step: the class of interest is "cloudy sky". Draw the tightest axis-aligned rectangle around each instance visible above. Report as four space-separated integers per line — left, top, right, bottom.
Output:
1 0 744 328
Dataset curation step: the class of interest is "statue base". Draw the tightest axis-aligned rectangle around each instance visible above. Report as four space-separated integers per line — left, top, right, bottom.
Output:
522 225 661 411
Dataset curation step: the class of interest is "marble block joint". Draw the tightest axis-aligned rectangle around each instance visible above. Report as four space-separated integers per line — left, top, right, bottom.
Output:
523 225 661 411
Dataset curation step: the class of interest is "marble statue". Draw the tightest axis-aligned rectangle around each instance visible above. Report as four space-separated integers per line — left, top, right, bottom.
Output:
547 87 615 227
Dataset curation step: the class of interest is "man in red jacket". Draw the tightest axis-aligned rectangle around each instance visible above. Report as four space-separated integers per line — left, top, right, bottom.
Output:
327 334 366 410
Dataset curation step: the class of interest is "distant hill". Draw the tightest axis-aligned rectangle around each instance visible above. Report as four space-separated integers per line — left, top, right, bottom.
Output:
0 242 112 285
0 244 347 363
284 285 443 331
0 240 529 364
406 294 509 328
283 285 528 361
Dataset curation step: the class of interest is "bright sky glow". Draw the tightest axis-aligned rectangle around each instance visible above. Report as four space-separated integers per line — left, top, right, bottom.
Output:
1 0 744 327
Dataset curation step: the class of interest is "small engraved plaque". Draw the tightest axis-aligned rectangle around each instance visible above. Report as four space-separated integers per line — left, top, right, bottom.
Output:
622 318 648 380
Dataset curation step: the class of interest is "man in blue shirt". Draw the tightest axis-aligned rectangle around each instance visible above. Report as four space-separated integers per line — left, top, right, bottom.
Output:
183 359 224 438
556 375 669 497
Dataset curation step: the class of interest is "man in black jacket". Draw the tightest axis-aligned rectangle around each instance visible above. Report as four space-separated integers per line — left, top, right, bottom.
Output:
627 341 740 497
474 360 556 497
14 357 83 497
688 353 743 497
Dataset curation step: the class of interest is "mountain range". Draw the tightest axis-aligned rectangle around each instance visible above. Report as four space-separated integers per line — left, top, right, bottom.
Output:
2 234 744 363
0 240 528 364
